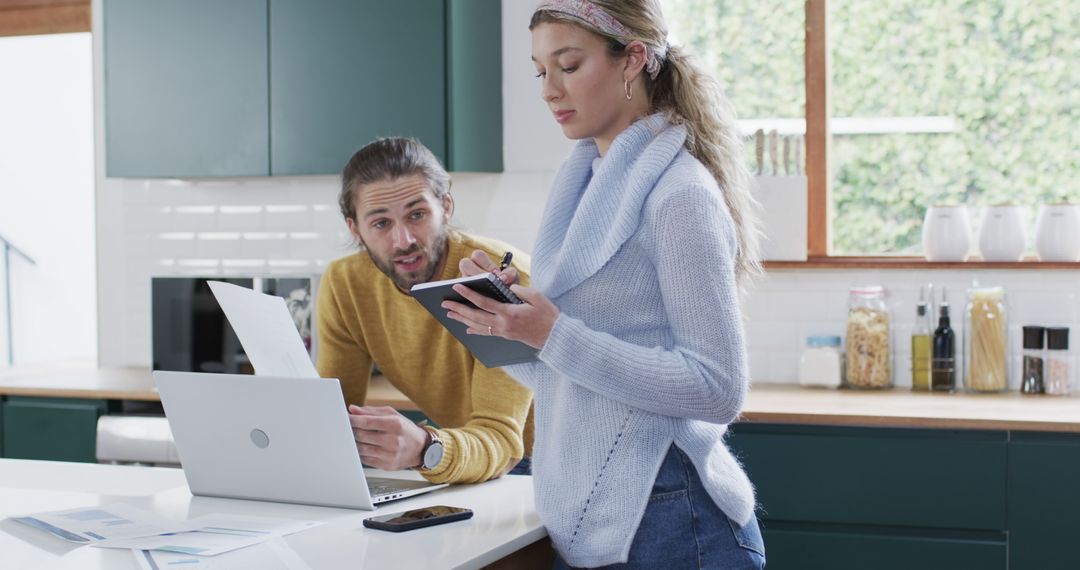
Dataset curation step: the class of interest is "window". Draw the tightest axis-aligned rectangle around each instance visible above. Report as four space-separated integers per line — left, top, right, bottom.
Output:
662 0 805 164
663 0 1078 259
0 33 96 366
831 0 1078 255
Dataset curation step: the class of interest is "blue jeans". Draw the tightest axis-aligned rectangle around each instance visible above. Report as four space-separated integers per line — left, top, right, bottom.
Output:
554 445 765 569
509 457 532 476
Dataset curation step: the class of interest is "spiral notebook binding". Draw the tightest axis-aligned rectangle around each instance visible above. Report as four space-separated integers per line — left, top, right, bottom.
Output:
487 275 523 304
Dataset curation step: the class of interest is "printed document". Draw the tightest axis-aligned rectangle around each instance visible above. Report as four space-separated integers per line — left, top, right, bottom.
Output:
133 537 313 570
207 280 319 378
11 504 179 544
94 513 323 556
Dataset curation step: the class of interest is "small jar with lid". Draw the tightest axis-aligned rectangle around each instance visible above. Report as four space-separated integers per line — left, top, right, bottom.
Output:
799 335 843 388
1045 327 1072 395
963 286 1008 392
845 286 892 389
1020 326 1046 394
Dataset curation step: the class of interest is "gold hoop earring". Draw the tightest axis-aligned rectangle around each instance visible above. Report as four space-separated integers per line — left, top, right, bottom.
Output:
624 80 632 101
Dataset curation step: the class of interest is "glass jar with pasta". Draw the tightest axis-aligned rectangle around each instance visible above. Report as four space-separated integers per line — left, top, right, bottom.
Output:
964 286 1009 392
845 286 892 389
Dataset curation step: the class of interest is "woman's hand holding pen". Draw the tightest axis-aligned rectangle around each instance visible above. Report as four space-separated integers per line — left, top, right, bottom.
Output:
448 250 560 350
459 250 520 285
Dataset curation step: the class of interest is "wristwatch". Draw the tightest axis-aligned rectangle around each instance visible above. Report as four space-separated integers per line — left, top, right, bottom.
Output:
418 425 444 471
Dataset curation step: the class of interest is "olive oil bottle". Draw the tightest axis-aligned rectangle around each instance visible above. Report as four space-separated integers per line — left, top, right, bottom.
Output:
911 288 932 391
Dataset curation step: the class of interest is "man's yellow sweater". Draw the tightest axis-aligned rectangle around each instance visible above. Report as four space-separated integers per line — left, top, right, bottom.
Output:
316 230 533 484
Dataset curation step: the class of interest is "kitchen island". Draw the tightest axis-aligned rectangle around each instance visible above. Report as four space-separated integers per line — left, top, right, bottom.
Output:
0 458 546 569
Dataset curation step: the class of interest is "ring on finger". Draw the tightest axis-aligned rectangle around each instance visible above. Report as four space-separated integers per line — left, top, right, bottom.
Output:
487 325 493 336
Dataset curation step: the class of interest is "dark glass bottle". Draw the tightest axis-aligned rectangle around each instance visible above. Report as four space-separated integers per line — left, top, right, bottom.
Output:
932 303 956 392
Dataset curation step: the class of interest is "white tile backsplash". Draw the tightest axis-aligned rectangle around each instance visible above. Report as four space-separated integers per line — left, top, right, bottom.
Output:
97 165 1080 376
746 268 1080 386
97 172 553 366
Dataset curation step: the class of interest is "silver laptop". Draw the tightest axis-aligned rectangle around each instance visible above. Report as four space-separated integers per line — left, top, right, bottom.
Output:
154 371 446 510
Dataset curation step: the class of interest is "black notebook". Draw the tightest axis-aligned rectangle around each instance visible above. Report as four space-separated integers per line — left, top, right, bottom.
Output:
410 273 539 367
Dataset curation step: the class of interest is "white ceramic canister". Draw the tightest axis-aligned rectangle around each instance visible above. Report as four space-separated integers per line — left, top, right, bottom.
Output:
922 205 972 262
1034 203 1080 262
978 204 1027 261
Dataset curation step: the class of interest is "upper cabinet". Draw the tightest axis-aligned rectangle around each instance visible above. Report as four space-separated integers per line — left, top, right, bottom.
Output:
104 0 270 177
446 0 503 173
103 0 501 178
269 0 445 176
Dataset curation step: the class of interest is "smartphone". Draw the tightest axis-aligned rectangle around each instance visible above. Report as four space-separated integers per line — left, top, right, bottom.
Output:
362 505 473 533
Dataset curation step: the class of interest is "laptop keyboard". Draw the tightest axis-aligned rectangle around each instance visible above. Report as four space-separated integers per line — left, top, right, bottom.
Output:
366 477 424 497
368 484 401 496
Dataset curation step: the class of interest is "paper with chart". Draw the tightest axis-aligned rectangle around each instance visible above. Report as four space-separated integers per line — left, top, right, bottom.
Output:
207 280 319 378
10 505 179 544
101 529 269 556
95 513 324 556
133 536 314 570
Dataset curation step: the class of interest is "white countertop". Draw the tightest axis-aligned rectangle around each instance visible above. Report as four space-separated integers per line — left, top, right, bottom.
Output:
0 459 545 569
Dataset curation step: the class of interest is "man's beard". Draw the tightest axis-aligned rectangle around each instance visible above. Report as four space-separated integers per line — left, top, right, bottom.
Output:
365 230 449 292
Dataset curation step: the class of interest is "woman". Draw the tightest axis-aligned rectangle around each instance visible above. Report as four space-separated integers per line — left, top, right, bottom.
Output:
444 1 765 567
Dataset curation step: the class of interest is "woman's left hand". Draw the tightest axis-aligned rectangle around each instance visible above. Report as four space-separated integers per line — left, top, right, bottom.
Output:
443 284 560 350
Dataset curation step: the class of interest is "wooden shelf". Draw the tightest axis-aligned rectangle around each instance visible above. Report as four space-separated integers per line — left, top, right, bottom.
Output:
0 0 89 37
764 256 1080 270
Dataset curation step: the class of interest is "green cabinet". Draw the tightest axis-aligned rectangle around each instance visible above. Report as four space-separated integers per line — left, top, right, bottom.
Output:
728 424 1011 570
1 398 109 463
761 524 1006 570
447 0 503 172
104 0 501 178
270 0 446 175
1008 432 1080 570
104 0 270 177
730 424 1007 530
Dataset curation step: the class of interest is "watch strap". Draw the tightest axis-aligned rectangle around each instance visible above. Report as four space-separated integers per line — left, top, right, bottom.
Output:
418 425 444 471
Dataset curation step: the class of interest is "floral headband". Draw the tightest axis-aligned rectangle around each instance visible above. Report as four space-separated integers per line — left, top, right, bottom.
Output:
535 0 665 79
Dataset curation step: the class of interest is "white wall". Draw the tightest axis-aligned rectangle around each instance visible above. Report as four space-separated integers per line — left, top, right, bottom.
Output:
93 0 1080 388
0 33 96 367
501 0 575 172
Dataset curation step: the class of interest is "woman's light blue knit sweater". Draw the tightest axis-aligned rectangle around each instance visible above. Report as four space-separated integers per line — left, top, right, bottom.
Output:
505 114 756 567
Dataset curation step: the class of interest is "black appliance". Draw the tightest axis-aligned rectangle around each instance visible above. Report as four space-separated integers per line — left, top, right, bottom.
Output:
151 276 313 374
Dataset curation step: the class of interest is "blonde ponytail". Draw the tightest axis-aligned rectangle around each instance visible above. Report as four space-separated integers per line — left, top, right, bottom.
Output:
651 45 762 281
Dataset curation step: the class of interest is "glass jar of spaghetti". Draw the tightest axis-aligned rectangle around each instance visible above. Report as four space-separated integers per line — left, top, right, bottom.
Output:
964 286 1009 392
845 286 892 389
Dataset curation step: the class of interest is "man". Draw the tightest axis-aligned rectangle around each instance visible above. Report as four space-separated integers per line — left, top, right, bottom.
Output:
316 137 533 485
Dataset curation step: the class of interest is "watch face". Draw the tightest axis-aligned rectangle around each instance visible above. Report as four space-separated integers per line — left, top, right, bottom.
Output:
423 441 444 470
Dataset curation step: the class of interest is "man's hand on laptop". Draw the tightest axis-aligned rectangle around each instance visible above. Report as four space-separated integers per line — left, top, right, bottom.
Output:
347 405 428 471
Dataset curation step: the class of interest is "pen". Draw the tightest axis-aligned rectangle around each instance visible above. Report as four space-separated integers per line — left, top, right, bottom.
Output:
498 251 513 271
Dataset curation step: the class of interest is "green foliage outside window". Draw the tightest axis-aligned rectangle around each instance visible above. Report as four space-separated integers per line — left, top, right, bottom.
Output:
663 0 1079 255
